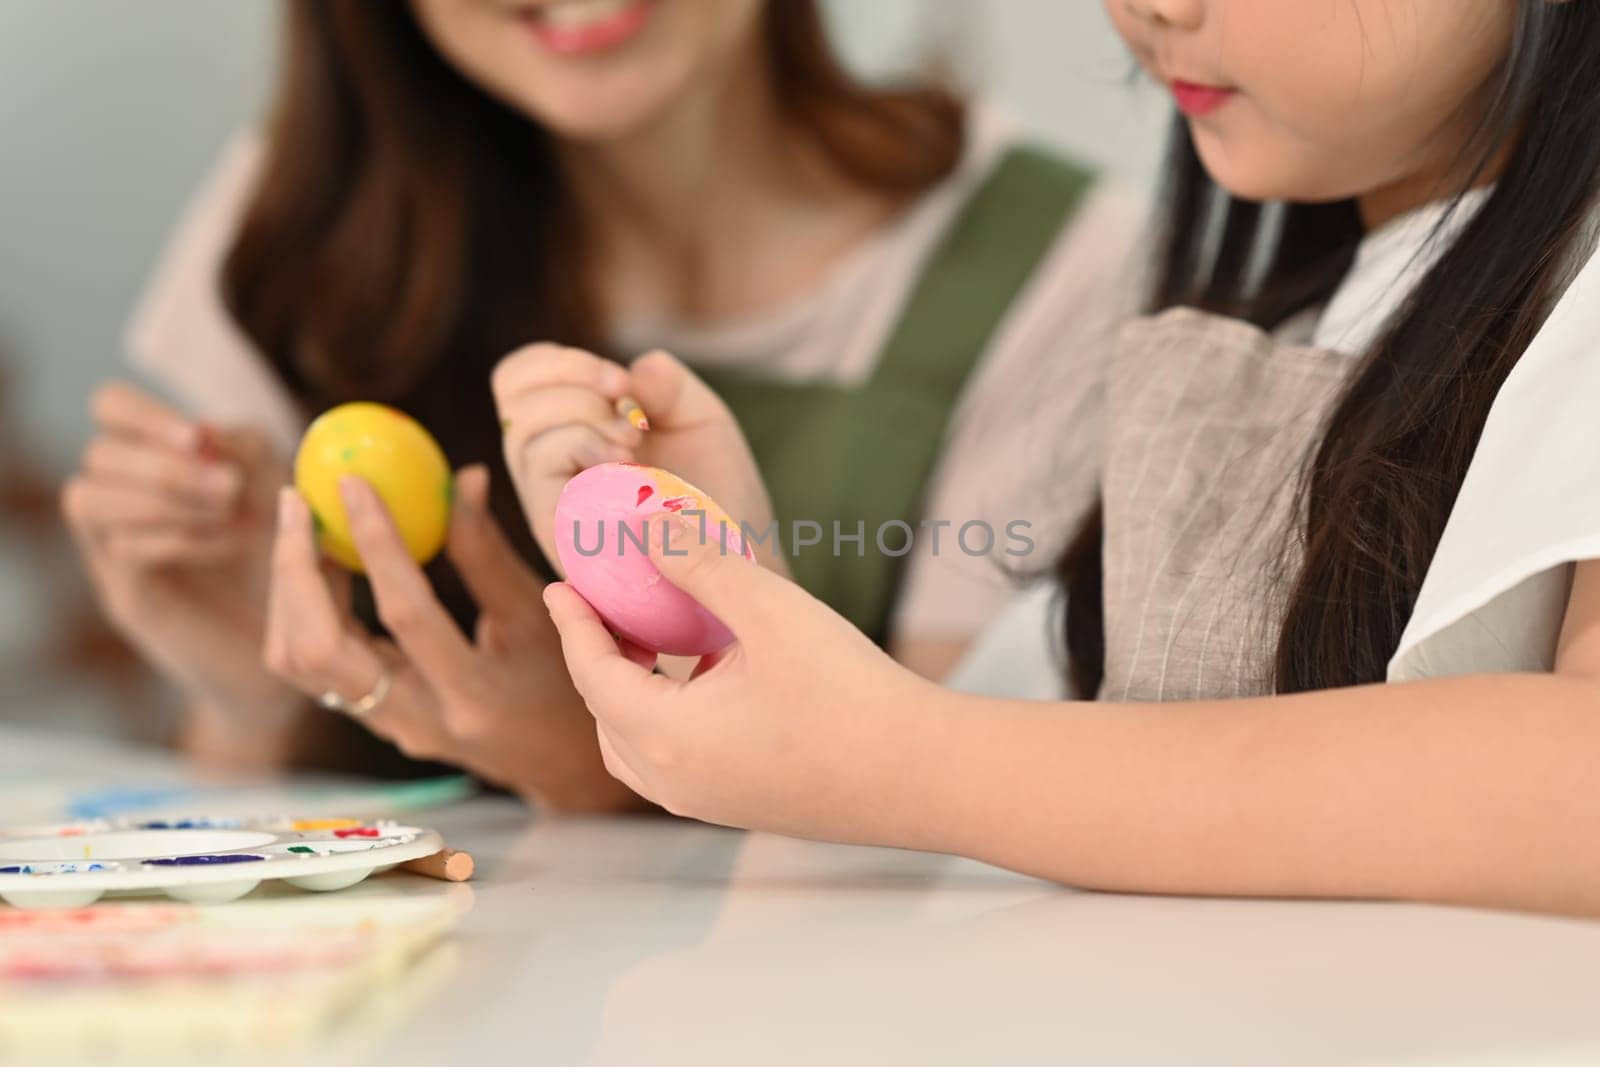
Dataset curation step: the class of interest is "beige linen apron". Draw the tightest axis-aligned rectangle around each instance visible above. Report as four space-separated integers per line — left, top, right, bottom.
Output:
1099 308 1355 702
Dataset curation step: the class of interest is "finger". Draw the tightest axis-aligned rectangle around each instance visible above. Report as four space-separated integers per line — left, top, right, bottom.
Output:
212 424 285 481
90 382 199 452
338 475 477 690
618 636 659 673
626 350 730 432
498 386 641 449
543 582 669 715
82 436 243 510
59 480 240 529
491 344 629 407
595 722 651 798
445 465 546 619
59 478 108 561
646 512 805 638
510 423 636 484
265 488 384 699
352 639 447 754
689 645 733 680
103 527 239 566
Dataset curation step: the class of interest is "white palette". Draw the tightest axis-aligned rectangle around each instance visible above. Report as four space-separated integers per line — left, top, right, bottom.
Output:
0 817 442 909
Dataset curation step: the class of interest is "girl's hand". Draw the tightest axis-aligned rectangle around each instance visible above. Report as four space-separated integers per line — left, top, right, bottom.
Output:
542 512 940 842
264 465 640 811
492 346 782 573
62 382 302 761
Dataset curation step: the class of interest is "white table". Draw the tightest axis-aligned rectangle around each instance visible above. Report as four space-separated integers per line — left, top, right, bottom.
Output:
6 726 1600 1066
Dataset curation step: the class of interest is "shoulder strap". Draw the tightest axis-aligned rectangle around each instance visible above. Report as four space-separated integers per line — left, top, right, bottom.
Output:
871 145 1096 391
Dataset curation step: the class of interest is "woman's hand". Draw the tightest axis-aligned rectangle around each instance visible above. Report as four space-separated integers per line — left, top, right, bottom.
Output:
263 464 642 812
62 382 303 763
542 512 941 842
492 345 782 573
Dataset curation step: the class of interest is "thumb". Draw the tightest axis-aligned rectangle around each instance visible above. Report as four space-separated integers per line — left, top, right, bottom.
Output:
646 512 802 639
626 350 730 431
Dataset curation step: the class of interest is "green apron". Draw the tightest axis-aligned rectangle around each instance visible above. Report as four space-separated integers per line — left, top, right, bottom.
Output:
694 146 1093 643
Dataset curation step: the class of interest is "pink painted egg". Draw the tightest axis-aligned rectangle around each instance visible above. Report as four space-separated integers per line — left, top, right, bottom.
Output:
554 463 755 656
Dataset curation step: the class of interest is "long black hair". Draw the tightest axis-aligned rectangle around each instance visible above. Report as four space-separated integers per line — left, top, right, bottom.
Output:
1061 0 1600 697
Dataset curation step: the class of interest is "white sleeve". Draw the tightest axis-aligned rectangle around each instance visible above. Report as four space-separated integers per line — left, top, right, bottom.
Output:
124 131 305 458
889 179 1151 643
943 579 1072 699
1390 242 1600 681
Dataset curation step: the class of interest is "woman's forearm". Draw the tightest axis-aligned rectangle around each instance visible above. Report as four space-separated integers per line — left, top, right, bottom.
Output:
905 674 1600 916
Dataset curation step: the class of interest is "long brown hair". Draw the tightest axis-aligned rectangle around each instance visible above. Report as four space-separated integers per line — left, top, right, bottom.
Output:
1061 1 1600 697
223 0 965 596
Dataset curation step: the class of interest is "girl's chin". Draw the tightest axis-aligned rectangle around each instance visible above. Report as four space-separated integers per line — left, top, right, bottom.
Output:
1190 132 1357 206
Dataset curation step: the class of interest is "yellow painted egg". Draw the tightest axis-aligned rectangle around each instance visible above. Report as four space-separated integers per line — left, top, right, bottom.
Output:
293 402 452 573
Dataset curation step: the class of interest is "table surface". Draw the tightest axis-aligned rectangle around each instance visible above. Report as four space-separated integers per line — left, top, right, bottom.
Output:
6 726 1600 1067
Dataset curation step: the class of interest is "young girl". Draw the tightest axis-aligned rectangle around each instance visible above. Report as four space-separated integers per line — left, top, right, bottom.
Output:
525 0 1600 915
64 0 1135 805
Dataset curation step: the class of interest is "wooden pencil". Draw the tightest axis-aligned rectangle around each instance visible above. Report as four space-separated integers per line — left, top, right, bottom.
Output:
400 847 474 882
615 395 650 431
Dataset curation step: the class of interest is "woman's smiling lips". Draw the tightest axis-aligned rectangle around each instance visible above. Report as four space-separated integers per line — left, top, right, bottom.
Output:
1170 80 1237 118
518 0 657 57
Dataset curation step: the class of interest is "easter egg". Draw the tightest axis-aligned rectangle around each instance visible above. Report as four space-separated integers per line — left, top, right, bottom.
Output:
293 402 452 573
554 463 755 656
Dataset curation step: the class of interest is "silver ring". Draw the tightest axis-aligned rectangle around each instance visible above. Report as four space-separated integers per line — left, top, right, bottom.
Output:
317 668 392 718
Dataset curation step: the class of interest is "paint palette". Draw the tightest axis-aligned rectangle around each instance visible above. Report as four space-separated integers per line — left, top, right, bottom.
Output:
0 817 442 909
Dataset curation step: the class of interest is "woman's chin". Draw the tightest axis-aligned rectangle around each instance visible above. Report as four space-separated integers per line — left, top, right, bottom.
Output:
506 68 694 143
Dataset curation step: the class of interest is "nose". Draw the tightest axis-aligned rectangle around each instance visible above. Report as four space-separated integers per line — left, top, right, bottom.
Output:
1122 0 1204 30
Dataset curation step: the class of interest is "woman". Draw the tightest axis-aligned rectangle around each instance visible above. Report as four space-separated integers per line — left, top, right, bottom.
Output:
64 0 1139 807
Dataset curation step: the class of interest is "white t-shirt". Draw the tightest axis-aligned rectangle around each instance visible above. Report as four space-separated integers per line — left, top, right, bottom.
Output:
950 189 1600 698
125 108 1148 644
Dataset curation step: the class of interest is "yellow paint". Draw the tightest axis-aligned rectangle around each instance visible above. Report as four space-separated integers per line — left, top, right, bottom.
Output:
647 468 748 556
290 818 363 831
294 403 453 573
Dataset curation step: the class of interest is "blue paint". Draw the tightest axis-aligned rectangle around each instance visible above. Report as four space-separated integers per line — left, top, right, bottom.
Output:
135 817 246 830
0 862 110 875
143 854 267 867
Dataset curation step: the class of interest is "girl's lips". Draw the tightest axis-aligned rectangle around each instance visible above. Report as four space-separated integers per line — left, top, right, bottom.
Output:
523 0 656 57
1170 80 1237 118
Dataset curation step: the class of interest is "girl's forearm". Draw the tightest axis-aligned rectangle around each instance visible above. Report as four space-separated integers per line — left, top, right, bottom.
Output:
898 675 1600 916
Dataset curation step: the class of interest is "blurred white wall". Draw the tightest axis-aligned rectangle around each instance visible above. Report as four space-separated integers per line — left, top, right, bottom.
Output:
0 0 1166 469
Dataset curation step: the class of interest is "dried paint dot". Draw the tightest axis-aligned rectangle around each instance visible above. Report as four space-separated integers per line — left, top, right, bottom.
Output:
340 446 358 463
636 485 654 506
660 495 694 513
143 854 266 867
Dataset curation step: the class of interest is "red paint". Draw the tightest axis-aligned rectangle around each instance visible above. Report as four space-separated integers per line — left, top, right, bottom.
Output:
1171 81 1236 118
660 496 694 513
636 485 654 507
333 827 380 838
